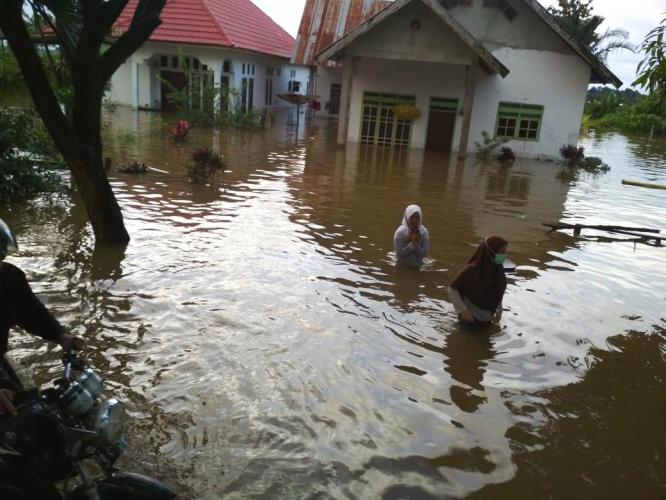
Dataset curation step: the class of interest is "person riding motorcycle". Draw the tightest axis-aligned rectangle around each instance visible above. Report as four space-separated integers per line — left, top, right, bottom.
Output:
0 217 81 416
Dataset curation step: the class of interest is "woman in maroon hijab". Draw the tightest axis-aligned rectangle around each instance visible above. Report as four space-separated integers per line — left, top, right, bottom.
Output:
449 236 508 325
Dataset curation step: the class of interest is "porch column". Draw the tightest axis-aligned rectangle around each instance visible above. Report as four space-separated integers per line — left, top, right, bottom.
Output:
131 59 139 108
337 57 355 145
307 66 317 121
457 58 479 160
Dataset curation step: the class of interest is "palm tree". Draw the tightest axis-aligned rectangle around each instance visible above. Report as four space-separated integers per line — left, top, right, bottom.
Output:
548 0 634 62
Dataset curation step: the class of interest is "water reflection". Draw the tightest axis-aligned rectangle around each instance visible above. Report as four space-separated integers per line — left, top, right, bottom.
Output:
1 107 665 497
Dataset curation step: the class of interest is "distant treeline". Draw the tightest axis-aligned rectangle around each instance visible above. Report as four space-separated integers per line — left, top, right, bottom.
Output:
584 87 665 135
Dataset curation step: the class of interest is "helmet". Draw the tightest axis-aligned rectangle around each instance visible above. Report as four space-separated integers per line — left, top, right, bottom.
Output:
0 218 18 259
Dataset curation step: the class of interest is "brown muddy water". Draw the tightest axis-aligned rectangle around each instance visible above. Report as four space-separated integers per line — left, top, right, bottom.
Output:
2 107 666 498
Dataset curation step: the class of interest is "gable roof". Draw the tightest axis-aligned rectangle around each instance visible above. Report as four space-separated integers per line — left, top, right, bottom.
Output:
292 0 392 66
316 0 509 77
114 0 295 59
520 0 621 87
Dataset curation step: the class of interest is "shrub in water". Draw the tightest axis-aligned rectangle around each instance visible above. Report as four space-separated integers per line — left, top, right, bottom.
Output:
497 147 516 164
475 131 507 161
186 148 224 184
170 120 192 143
558 143 609 180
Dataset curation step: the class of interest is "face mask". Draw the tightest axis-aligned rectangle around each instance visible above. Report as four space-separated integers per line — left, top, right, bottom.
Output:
493 254 507 265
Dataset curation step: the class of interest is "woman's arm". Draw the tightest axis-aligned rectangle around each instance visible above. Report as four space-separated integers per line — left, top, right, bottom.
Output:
413 229 429 257
394 230 415 258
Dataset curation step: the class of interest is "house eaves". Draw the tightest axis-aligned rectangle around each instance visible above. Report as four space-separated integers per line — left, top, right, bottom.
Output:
316 0 510 77
520 0 622 87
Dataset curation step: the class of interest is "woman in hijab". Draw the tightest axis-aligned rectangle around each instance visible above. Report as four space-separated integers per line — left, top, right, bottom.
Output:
449 236 508 324
394 204 429 268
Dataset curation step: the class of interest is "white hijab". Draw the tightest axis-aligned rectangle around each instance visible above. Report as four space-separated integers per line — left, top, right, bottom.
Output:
399 204 425 237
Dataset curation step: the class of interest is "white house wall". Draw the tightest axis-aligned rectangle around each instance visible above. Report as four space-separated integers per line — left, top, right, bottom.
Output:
346 0 477 65
315 66 343 116
108 41 309 111
449 0 573 54
470 47 591 158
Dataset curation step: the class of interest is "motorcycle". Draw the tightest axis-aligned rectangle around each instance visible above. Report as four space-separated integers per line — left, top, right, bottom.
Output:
0 349 176 499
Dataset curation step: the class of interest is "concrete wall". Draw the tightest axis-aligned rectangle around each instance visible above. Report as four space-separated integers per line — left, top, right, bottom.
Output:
345 0 476 65
469 47 591 158
314 66 343 117
108 41 310 111
449 0 572 53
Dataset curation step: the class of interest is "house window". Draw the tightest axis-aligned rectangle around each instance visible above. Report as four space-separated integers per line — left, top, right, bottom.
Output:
241 77 254 113
360 92 415 148
265 77 273 106
288 80 301 93
223 60 231 73
172 56 178 68
495 102 544 140
276 67 282 77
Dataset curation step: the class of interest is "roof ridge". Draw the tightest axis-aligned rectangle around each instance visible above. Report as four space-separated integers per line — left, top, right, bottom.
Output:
200 0 235 47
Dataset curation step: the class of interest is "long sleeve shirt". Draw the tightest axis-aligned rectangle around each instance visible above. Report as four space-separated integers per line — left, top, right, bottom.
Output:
448 287 501 323
394 227 429 268
0 262 64 357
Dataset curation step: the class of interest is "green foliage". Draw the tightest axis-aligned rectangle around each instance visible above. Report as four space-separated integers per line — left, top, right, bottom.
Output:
186 148 225 184
497 146 516 164
0 44 23 88
557 143 609 181
0 106 67 201
583 88 666 135
633 17 666 112
0 106 63 159
548 0 633 61
475 131 507 161
597 109 666 134
159 55 263 130
585 92 621 119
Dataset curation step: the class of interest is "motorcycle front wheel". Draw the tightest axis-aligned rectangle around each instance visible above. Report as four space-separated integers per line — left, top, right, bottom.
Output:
70 471 176 500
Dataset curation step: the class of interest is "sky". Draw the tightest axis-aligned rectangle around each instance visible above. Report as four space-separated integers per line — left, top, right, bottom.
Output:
252 0 665 89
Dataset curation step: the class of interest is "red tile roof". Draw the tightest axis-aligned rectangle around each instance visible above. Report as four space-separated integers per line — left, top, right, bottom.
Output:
114 0 295 59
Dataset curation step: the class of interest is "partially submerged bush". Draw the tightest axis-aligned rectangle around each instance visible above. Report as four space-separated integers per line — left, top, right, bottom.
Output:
0 106 67 201
559 144 585 167
558 144 609 180
475 131 507 161
170 119 192 142
186 148 224 183
497 146 516 164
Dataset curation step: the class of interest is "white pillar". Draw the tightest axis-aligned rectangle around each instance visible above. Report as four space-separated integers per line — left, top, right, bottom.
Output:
337 57 355 145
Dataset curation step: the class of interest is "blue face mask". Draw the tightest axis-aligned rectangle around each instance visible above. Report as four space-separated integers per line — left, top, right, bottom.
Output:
493 254 507 265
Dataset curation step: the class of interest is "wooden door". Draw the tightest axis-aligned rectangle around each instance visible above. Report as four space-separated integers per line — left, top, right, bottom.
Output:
329 83 341 115
426 110 456 151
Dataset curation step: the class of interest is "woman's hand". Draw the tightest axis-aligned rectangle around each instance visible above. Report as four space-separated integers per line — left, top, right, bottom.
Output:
494 309 503 323
0 388 17 416
56 333 83 352
410 231 421 244
461 310 475 323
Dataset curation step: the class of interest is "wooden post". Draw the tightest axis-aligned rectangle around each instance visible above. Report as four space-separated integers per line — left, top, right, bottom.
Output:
457 58 479 160
307 66 317 121
337 57 354 145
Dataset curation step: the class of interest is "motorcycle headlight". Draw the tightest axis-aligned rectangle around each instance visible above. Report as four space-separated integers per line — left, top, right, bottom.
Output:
85 399 128 446
76 368 104 400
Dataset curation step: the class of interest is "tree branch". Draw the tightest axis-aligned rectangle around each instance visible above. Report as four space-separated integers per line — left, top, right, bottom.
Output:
99 0 165 83
0 0 76 159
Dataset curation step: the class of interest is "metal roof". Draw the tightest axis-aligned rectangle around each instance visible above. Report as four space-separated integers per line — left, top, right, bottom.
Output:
291 0 391 66
114 0 295 59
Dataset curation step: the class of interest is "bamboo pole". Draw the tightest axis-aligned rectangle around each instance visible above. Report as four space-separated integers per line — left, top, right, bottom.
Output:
622 179 666 190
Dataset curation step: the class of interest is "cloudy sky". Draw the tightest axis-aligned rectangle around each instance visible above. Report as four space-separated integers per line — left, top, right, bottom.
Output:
252 0 665 89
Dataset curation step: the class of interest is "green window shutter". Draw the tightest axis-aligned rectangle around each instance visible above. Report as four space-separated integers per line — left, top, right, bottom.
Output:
430 97 458 112
496 102 544 141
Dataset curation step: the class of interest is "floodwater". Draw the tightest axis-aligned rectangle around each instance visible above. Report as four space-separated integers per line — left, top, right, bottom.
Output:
3 107 665 498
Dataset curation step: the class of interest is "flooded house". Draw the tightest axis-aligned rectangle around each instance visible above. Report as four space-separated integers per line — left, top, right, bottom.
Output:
108 0 310 113
293 0 622 159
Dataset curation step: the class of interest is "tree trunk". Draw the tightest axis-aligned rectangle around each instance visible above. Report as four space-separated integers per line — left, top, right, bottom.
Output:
0 0 130 245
